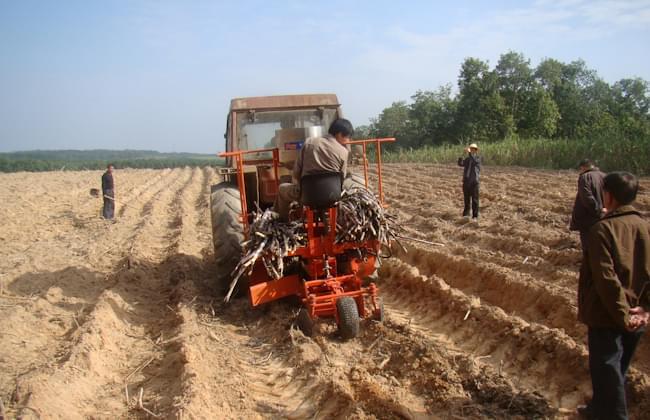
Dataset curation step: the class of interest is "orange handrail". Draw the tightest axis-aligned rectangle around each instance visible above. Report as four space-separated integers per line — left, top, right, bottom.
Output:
343 137 395 204
217 137 396 233
218 148 280 234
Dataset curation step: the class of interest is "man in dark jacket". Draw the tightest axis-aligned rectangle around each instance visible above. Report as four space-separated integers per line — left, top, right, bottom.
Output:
457 143 481 222
577 171 649 420
571 159 606 252
102 164 115 219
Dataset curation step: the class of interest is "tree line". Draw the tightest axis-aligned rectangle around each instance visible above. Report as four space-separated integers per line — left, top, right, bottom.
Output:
0 158 223 172
358 51 650 156
0 150 224 173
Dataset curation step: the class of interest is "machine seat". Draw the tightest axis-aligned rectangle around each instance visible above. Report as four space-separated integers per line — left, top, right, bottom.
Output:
300 172 343 210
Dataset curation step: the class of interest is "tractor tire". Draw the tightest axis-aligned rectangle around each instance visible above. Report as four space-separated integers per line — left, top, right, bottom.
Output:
210 182 244 296
336 296 360 339
296 308 314 337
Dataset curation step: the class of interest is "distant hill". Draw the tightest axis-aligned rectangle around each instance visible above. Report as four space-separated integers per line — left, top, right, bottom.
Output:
0 149 218 161
0 149 224 172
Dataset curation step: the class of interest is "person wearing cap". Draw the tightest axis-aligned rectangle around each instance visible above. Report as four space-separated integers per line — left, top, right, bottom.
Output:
577 171 649 420
457 143 481 222
570 159 606 253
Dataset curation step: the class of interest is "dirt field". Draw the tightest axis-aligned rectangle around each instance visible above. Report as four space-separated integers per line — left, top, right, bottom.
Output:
1 164 649 419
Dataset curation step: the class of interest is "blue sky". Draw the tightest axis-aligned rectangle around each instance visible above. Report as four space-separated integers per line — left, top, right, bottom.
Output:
1 0 649 153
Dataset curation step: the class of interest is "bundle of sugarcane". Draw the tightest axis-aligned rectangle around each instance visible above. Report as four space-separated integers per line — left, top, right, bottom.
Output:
225 208 306 302
335 187 404 248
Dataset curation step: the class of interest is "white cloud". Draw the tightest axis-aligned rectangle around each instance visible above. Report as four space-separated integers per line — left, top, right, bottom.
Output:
335 0 650 125
352 0 650 76
574 0 650 25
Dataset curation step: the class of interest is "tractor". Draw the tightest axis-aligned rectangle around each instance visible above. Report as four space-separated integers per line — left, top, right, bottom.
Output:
210 94 394 338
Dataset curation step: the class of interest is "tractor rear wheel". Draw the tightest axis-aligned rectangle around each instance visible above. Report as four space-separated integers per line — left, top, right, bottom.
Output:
336 297 360 339
210 182 244 296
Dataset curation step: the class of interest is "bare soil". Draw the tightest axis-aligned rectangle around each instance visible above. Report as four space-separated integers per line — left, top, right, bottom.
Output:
0 164 648 419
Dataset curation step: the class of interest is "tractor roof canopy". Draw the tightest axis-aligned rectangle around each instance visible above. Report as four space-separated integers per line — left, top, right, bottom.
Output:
230 94 340 112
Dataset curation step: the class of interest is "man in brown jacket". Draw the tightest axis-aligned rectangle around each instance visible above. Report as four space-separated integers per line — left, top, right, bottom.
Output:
577 171 650 420
274 118 351 221
571 159 606 252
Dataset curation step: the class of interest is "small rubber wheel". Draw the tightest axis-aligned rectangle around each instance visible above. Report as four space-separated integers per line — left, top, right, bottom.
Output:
336 297 360 339
373 298 385 322
296 308 314 337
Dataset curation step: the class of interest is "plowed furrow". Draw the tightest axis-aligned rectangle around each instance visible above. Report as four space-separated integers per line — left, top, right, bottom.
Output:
378 258 650 417
13 259 185 418
120 168 181 221
128 167 194 261
352 320 556 419
402 222 579 292
167 277 333 418
195 166 212 230
0 169 182 413
174 167 210 256
87 167 187 267
11 168 198 418
386 180 579 253
398 207 580 275
380 165 575 220
396 245 582 339
116 169 170 218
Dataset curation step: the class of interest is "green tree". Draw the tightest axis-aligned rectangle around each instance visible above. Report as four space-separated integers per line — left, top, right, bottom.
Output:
535 58 564 91
518 86 560 138
610 78 650 140
495 51 534 126
352 124 371 140
549 59 598 138
455 57 513 142
408 85 458 147
363 51 650 163
612 78 650 116
369 101 412 146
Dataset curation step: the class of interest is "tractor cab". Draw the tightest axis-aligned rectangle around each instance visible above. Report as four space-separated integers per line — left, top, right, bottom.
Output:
219 94 342 212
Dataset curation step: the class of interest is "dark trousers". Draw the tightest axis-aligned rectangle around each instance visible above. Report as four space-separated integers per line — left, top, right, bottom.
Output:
102 190 114 219
462 182 479 218
588 327 644 420
580 230 589 255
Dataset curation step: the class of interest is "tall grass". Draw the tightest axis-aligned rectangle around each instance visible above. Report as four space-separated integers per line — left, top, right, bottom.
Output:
379 136 650 175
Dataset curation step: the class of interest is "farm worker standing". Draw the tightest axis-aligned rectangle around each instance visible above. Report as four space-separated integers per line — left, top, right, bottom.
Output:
570 159 606 253
101 163 115 220
457 143 481 223
274 119 352 221
577 172 649 420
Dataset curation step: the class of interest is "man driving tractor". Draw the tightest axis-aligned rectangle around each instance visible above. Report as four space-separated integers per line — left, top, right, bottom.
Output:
274 118 353 221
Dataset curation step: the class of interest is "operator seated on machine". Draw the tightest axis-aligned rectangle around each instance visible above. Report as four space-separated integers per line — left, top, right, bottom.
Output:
274 118 353 222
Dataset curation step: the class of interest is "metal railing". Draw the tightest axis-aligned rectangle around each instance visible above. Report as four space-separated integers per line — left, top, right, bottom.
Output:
218 137 396 233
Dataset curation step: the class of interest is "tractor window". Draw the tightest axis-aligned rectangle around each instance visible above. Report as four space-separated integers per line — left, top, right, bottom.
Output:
235 108 338 158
